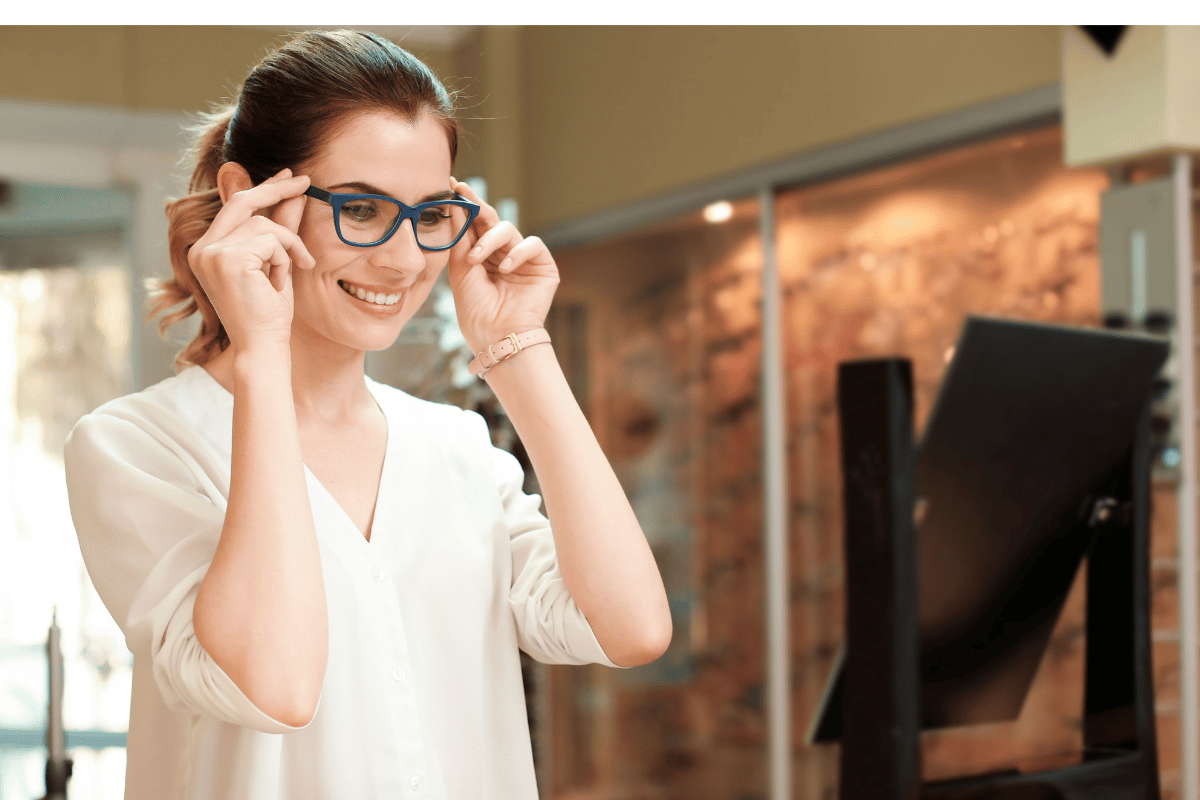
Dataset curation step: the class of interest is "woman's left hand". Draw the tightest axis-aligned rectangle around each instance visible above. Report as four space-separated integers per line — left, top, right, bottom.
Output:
446 178 559 353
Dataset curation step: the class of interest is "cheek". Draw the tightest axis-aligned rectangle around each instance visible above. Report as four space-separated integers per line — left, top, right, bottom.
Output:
411 254 448 291
423 254 449 280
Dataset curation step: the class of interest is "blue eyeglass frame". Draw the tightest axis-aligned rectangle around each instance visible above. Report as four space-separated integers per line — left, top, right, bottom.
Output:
250 170 481 251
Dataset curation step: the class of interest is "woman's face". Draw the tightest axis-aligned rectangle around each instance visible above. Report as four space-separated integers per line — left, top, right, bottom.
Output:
288 110 454 356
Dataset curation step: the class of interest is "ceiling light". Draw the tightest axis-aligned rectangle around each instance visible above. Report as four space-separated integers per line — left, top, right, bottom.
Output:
703 200 733 224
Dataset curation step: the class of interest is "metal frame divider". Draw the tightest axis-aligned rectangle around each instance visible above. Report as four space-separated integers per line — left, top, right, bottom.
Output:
1172 153 1198 800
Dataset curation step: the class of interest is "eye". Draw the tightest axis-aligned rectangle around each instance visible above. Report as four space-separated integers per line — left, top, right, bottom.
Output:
417 205 452 227
340 200 379 223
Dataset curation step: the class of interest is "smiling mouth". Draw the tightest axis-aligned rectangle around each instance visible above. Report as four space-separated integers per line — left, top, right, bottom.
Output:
338 280 403 307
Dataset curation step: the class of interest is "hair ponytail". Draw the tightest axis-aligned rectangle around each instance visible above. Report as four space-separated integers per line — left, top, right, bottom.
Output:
149 106 234 370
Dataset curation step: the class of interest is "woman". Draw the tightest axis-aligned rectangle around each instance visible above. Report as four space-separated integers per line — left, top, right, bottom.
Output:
64 30 671 800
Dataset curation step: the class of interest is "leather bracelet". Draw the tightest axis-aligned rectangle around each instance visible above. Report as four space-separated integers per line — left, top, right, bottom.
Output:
468 328 552 376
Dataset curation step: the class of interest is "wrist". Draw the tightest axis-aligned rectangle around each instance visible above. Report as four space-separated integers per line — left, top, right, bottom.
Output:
481 340 560 391
465 324 542 358
232 343 292 384
469 328 552 377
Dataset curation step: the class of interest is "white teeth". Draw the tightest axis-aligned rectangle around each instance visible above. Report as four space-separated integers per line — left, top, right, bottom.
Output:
340 280 401 306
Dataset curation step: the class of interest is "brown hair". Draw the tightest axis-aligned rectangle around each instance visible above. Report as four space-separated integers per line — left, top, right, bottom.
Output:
151 30 459 370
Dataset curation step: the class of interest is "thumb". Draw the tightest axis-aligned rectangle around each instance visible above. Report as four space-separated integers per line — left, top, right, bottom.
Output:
273 192 308 234
445 226 479 290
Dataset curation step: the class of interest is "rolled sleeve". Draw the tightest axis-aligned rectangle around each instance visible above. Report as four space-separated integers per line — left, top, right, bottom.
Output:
474 416 620 669
65 410 313 733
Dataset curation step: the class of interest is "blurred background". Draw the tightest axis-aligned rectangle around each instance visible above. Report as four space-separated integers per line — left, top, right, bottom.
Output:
0 24 1194 800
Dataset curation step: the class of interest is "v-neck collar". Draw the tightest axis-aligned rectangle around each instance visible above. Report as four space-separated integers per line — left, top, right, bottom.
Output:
190 364 392 547
301 378 391 546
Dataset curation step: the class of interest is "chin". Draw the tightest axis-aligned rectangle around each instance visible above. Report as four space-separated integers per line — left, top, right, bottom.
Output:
344 317 414 354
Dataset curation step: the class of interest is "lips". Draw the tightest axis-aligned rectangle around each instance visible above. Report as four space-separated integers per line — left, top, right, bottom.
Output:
338 280 402 307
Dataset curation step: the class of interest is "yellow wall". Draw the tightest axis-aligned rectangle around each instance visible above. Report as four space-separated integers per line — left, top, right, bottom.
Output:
448 27 524 210
0 26 1061 233
0 26 454 113
0 27 282 111
515 26 1062 231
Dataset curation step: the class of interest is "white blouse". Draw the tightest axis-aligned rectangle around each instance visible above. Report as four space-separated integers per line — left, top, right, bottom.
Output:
64 365 617 800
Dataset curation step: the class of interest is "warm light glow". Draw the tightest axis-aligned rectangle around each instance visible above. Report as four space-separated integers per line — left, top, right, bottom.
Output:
703 200 733 224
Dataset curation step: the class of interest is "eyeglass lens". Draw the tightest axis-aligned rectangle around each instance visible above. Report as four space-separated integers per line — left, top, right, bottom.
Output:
337 198 467 248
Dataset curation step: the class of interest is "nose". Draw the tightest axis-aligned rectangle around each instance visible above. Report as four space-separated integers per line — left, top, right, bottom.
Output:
368 217 427 278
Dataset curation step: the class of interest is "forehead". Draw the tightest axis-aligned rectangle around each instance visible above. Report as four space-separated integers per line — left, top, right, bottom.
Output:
308 111 452 199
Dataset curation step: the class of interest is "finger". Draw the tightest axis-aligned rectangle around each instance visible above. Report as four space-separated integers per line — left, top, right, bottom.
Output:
451 178 500 228
468 221 522 267
237 233 292 293
271 190 307 235
496 235 550 274
268 194 316 268
449 179 513 271
233 233 291 274
445 226 489 294
213 214 316 272
448 211 476 260
267 251 292 293
200 231 289 284
206 173 312 243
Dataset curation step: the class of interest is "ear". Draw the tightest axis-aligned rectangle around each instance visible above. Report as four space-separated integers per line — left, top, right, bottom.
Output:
216 162 254 205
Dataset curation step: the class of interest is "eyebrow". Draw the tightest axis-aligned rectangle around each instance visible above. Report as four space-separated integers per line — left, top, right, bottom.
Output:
327 181 456 204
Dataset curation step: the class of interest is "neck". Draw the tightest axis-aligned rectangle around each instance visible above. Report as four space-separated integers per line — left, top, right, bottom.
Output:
288 333 373 423
204 327 376 425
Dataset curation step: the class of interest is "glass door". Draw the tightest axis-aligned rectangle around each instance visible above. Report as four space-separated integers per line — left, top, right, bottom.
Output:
547 195 765 799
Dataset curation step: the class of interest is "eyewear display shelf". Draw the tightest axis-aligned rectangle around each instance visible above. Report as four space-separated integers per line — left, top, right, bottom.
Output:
830 318 1166 800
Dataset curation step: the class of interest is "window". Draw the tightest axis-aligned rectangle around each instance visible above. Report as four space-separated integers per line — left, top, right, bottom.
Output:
0 181 135 800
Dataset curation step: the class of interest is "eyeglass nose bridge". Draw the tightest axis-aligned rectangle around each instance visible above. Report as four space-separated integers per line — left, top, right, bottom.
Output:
378 203 420 250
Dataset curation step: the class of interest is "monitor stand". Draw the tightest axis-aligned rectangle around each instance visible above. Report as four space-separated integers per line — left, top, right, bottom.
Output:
835 357 1160 800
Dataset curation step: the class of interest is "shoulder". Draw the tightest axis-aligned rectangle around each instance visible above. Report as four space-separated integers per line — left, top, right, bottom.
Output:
82 366 221 422
66 366 230 470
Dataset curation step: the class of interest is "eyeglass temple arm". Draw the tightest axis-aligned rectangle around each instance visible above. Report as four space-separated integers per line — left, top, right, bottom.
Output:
246 169 474 211
246 168 333 204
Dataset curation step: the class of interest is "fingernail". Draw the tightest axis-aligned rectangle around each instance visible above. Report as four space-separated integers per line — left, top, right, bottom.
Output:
499 257 512 272
470 246 482 257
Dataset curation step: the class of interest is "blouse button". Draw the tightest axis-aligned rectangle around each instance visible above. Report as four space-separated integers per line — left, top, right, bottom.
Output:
372 569 386 582
409 775 423 791
391 667 405 681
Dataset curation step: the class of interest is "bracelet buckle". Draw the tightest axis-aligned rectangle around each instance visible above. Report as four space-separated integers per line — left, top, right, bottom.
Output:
469 328 551 377
486 333 523 369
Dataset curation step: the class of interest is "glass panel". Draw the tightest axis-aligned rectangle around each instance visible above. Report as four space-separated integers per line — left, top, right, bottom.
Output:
547 196 764 798
776 125 1110 793
0 179 135 800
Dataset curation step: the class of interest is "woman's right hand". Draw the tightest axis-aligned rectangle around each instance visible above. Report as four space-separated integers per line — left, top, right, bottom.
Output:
188 167 317 353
